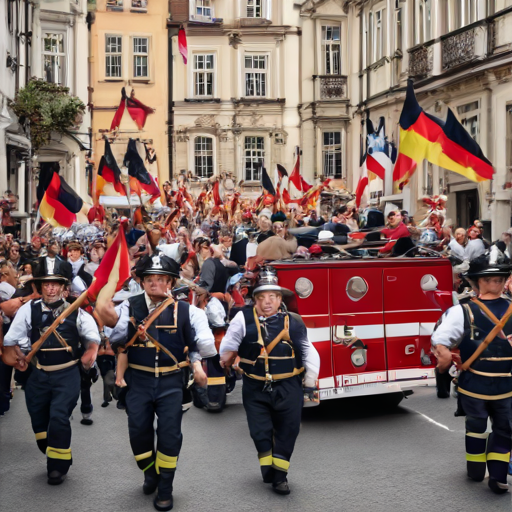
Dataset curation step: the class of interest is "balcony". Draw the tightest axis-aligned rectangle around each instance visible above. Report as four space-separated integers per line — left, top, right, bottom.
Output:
408 43 433 78
314 75 348 100
441 25 486 70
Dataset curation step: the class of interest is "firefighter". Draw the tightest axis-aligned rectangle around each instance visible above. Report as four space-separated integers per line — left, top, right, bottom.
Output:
96 252 215 512
220 268 320 495
1 264 100 485
431 257 512 494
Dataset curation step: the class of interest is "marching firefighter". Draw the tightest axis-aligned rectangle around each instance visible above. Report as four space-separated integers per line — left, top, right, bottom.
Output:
220 268 320 495
97 252 215 511
1 264 100 485
432 257 512 494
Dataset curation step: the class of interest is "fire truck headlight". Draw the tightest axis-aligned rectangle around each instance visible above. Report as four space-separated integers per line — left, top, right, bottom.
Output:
351 349 366 368
295 277 313 298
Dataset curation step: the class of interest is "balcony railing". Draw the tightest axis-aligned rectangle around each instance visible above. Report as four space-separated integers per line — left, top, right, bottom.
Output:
314 75 348 100
408 44 433 78
441 27 478 70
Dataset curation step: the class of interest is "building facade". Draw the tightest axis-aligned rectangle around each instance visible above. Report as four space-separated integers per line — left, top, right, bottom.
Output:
352 0 512 239
31 0 91 212
90 0 169 206
168 0 304 195
0 0 33 236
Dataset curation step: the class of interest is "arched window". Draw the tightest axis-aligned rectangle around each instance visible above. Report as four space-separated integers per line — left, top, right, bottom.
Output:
194 136 214 177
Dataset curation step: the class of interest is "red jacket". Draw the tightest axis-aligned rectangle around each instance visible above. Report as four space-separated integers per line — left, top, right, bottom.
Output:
379 222 410 254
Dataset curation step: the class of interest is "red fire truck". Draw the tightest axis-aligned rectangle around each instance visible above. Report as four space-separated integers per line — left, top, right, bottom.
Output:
272 257 453 404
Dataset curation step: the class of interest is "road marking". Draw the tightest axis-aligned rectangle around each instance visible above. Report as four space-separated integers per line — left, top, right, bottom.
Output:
417 412 453 432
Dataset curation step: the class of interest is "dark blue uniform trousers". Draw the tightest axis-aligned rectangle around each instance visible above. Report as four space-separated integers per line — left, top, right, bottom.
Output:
24 365 80 475
242 375 304 485
125 368 183 481
461 394 512 485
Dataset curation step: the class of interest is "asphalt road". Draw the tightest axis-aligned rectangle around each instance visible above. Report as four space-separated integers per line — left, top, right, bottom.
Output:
0 382 511 512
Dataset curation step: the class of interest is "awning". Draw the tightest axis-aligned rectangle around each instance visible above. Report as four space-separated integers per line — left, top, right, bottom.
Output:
6 132 31 150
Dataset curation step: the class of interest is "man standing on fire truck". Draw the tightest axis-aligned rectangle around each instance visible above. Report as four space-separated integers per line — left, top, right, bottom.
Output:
220 269 320 495
431 258 512 494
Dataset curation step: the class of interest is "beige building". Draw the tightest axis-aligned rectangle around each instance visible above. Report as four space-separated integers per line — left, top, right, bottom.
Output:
169 0 303 194
90 0 169 205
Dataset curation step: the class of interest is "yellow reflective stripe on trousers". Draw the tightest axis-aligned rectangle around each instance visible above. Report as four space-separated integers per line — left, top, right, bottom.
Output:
135 450 153 462
259 454 272 466
487 452 511 463
207 376 226 385
466 453 486 463
47 447 72 460
272 457 290 472
466 432 489 440
35 432 47 441
155 451 178 473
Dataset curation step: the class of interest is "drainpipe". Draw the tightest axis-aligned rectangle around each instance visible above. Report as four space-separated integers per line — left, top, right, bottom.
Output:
167 27 178 181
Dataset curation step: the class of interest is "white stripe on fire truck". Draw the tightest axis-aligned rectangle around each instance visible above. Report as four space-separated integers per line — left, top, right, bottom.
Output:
306 327 330 343
318 377 335 389
306 322 437 341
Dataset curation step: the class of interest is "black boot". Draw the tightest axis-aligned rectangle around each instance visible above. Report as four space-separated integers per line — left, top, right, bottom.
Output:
47 471 66 485
154 471 174 511
143 464 159 495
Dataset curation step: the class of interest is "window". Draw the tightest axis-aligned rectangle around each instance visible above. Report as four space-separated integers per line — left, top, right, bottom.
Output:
106 35 122 78
394 3 402 52
194 54 214 97
457 101 480 142
372 9 384 62
244 136 265 180
133 37 149 78
462 0 478 25
322 132 342 178
416 0 432 44
247 0 262 17
245 55 267 97
106 0 124 11
194 137 214 178
322 25 341 75
195 0 212 19
132 0 148 11
43 32 66 85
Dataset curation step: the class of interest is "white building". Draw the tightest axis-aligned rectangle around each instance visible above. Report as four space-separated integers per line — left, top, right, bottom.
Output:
31 0 91 206
351 0 512 239
0 0 32 236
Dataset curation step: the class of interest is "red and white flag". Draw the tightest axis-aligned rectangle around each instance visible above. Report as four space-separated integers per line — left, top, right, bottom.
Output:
178 28 188 65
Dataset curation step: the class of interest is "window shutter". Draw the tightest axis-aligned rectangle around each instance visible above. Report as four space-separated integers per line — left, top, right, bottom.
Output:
170 0 189 22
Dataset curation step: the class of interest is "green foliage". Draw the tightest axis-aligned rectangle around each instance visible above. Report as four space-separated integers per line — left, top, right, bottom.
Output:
9 78 86 151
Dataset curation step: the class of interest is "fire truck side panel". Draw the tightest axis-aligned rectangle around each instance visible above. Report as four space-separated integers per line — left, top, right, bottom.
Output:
383 263 452 383
275 268 334 383
329 268 387 386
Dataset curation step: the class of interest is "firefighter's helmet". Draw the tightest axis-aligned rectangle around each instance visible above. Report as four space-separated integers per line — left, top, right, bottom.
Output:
252 267 292 297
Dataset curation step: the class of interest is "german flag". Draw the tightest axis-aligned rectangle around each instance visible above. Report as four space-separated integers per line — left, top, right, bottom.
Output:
393 80 494 187
123 139 161 202
87 220 130 305
98 139 126 196
39 173 83 228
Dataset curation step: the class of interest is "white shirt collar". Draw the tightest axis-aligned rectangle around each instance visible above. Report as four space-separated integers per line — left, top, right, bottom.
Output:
144 291 163 312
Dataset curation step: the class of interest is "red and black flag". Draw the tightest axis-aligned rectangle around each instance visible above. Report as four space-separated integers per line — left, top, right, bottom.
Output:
98 139 126 196
394 80 494 187
276 164 288 179
260 165 276 196
110 87 154 131
39 173 83 228
123 139 161 202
